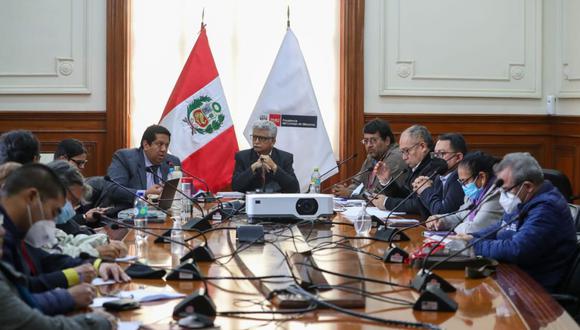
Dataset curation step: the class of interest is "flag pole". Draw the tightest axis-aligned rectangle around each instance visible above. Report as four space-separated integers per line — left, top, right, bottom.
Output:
201 7 206 30
287 5 290 28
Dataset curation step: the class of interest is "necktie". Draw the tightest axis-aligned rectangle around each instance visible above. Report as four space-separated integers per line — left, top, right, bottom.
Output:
148 165 160 184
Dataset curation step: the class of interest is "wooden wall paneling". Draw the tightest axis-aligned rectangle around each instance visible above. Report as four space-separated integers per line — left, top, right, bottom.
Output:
106 0 132 163
338 0 366 184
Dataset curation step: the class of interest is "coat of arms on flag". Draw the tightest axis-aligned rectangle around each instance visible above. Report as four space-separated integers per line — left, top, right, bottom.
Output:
183 95 225 135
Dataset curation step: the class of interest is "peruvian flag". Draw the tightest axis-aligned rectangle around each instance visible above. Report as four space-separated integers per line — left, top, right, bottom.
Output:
159 26 238 192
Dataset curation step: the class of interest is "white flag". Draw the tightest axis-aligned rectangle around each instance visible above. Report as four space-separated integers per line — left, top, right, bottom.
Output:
243 28 337 192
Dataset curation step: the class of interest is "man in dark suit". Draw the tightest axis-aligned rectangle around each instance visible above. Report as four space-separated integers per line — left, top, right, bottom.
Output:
106 125 181 206
232 120 299 193
372 125 443 218
415 133 467 215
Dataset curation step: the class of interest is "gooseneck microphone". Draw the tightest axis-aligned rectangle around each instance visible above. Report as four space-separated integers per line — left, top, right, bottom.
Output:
319 153 358 181
104 175 172 216
419 179 504 270
322 167 373 193
145 167 205 217
168 161 212 196
96 213 216 262
364 168 410 208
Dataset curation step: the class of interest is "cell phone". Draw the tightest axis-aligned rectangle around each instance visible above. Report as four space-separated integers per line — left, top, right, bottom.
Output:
102 298 140 311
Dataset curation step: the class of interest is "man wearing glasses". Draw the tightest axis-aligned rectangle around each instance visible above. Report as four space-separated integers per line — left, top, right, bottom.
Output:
452 152 576 292
413 133 467 215
332 119 406 198
373 125 440 217
232 120 299 193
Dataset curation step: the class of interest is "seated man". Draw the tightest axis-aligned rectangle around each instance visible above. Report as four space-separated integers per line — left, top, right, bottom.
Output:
1 164 129 315
332 118 407 198
0 223 117 329
373 125 443 218
232 120 299 193
455 152 577 292
414 133 467 215
107 124 181 206
54 138 88 171
0 130 40 165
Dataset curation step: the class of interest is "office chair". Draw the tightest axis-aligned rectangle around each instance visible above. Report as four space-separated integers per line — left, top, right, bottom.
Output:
553 244 580 323
543 169 577 203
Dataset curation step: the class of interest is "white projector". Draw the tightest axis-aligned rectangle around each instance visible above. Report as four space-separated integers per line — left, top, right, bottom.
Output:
245 193 334 221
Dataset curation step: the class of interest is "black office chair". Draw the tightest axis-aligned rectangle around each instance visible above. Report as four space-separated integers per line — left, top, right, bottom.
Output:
543 169 576 203
553 244 580 323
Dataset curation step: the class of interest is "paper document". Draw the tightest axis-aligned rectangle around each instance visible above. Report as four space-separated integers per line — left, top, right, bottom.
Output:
339 206 405 221
115 255 138 262
91 278 116 286
90 289 185 307
118 322 142 330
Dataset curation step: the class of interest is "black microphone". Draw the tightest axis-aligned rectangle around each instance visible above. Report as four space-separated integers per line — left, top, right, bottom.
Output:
104 175 172 217
364 168 409 208
145 167 205 217
167 161 212 196
381 202 479 263
319 153 358 181
418 178 504 270
410 208 524 296
370 161 447 242
95 213 216 262
321 167 373 194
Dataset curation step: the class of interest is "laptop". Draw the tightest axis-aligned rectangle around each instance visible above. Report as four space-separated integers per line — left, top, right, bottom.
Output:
118 178 181 223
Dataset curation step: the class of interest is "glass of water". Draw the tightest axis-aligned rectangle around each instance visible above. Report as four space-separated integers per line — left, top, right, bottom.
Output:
134 216 148 242
354 207 372 236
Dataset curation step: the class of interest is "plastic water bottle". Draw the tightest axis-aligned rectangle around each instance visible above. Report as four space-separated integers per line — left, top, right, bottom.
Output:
310 167 321 193
169 166 184 216
180 178 194 222
170 217 184 256
133 190 148 241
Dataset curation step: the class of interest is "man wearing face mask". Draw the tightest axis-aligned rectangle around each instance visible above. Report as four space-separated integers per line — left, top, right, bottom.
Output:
1 164 130 315
454 152 577 291
414 133 467 215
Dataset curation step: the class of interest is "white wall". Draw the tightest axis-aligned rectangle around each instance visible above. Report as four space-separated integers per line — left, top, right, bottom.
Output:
365 0 580 116
0 0 106 111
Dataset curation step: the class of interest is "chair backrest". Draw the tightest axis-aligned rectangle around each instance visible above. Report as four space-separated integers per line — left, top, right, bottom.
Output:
543 169 574 203
569 204 580 232
558 244 580 296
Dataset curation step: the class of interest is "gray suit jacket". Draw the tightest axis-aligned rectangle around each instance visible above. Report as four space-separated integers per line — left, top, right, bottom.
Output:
106 148 181 206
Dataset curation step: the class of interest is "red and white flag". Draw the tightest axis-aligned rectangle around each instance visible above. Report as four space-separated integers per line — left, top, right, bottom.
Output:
159 26 238 192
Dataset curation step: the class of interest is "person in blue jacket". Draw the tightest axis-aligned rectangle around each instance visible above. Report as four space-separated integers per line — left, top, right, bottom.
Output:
454 152 577 292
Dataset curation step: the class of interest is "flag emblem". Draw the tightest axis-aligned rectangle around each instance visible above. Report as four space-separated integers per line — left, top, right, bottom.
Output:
183 95 225 135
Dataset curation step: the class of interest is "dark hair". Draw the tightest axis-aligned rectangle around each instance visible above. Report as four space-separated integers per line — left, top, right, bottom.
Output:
2 163 66 199
54 139 87 160
0 130 40 165
438 133 468 154
140 125 171 148
459 151 500 178
363 119 395 144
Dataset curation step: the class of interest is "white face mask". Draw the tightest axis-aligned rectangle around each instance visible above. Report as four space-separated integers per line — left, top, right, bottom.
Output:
24 196 57 248
499 185 523 214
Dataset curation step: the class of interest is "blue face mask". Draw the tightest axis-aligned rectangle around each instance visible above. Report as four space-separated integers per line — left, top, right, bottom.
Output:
55 201 76 225
462 182 482 201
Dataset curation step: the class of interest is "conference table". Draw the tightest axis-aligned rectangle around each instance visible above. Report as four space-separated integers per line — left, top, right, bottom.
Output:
97 208 578 330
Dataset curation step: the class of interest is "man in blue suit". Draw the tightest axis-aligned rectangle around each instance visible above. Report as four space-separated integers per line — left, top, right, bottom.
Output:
106 125 181 206
415 133 467 215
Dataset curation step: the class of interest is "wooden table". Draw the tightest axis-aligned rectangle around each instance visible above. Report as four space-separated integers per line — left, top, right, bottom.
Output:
97 214 579 330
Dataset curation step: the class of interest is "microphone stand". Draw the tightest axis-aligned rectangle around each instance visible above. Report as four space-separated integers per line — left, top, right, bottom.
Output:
169 161 214 201
146 167 205 217
319 153 358 182
321 168 372 194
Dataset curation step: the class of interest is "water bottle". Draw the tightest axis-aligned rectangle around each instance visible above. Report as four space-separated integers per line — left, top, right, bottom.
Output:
310 167 321 193
133 190 148 241
170 217 184 256
180 178 194 222
169 166 184 216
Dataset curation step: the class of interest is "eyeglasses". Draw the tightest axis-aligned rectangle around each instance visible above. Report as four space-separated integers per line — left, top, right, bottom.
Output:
251 135 274 143
361 137 380 145
499 182 521 194
69 158 88 168
400 143 420 156
457 175 475 186
432 151 457 159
